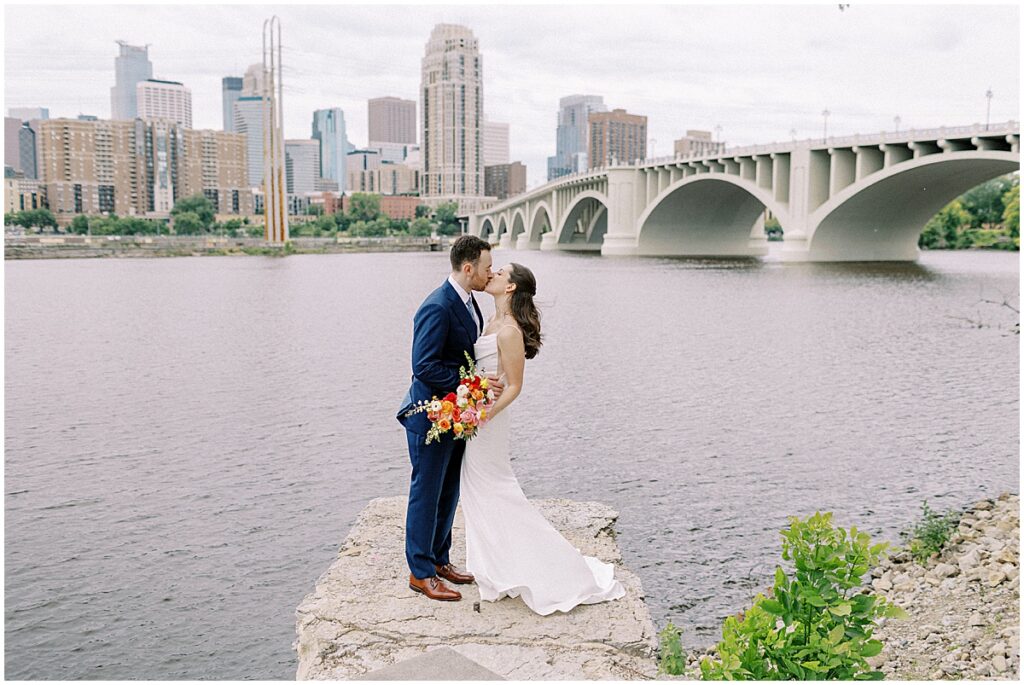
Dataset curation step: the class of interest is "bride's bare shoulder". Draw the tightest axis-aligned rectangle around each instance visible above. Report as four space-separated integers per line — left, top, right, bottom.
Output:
496 323 524 348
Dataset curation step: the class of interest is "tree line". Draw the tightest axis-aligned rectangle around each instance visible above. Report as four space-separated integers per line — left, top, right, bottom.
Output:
4 193 463 239
6 178 1019 251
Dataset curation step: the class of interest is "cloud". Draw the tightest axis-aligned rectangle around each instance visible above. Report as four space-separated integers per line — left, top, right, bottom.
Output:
4 4 1019 187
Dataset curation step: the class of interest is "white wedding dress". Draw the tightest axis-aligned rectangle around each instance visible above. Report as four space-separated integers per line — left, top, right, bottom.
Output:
459 329 626 615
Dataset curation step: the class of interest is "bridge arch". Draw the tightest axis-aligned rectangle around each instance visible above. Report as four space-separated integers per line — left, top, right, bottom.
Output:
556 190 610 249
496 215 508 240
807 150 1020 260
528 201 553 244
510 208 527 242
479 217 495 242
636 174 787 256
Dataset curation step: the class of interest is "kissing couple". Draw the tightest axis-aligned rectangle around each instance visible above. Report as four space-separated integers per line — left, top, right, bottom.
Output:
396 235 625 615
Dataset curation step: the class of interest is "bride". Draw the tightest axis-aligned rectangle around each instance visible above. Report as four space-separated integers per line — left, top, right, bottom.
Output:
459 262 626 616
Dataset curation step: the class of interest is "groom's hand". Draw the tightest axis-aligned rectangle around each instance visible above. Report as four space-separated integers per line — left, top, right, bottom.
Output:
486 375 505 400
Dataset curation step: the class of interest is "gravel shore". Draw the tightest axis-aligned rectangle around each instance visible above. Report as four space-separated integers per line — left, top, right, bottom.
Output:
672 493 1020 680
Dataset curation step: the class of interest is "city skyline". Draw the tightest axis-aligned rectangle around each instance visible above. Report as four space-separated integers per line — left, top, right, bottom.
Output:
4 4 1020 189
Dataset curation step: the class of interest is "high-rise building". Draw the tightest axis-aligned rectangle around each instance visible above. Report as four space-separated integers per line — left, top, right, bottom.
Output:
222 76 243 132
483 120 509 167
19 122 37 179
311 108 351 192
37 118 138 216
110 41 153 120
233 96 266 187
4 117 21 171
8 107 49 121
348 162 420 195
241 63 265 97
36 117 250 221
588 108 647 168
285 139 321 194
673 130 725 157
180 128 252 215
368 96 417 146
547 94 606 180
421 23 483 199
137 79 193 128
484 161 527 200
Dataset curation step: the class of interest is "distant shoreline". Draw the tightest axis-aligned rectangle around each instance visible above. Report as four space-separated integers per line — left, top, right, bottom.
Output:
4 235 450 260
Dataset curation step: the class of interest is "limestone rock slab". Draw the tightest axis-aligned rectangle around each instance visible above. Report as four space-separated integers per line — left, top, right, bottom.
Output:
295 496 658 680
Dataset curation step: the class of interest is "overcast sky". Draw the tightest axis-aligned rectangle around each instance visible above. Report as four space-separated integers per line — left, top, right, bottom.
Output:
5 3 1020 187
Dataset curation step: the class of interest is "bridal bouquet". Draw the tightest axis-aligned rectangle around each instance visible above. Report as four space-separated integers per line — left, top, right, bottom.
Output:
405 351 496 445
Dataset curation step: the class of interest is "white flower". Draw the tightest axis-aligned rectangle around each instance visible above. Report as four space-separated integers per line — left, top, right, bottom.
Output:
457 398 468 409
429 401 442 413
457 385 469 397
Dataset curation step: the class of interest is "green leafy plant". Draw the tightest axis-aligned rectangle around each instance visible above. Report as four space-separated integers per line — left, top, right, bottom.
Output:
700 512 906 680
900 501 961 564
658 621 686 675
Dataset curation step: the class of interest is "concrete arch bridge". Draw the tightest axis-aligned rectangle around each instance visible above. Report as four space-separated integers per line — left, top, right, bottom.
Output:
469 121 1019 261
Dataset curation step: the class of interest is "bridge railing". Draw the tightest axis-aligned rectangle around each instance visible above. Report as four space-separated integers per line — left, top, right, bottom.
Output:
475 121 1019 217
634 120 1019 167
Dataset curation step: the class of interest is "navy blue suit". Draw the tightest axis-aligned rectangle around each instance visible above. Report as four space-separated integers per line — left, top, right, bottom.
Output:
397 280 484 579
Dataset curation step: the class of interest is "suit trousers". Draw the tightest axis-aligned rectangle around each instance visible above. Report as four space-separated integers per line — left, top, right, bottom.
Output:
405 430 466 579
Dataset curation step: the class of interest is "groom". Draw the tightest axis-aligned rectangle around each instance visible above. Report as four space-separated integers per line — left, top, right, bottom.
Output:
397 235 505 601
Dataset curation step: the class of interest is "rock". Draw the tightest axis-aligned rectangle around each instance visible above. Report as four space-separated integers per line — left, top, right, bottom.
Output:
987 569 1008 587
973 500 994 511
989 642 1008 656
872 577 892 591
929 669 944 679
969 612 987 626
958 549 982 571
995 547 1018 564
293 496 658 680
993 654 1008 673
894 580 918 592
933 563 959 578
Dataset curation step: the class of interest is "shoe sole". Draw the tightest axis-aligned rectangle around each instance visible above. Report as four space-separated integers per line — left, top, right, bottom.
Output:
409 583 461 601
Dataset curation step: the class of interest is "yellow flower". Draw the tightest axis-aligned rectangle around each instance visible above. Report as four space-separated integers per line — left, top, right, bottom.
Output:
453 423 464 435
480 378 489 389
479 409 487 421
440 401 454 415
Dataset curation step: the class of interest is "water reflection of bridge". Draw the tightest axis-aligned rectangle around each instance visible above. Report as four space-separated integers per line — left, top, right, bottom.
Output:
470 122 1020 262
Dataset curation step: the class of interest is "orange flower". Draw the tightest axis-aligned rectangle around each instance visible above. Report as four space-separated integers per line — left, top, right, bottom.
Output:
438 418 451 431
440 400 454 415
471 390 483 401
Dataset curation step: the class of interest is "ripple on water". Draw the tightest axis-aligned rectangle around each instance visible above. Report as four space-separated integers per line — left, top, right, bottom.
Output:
4 250 1019 676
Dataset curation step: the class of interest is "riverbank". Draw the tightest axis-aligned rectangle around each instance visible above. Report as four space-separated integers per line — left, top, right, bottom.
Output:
4 235 447 259
673 492 1020 680
293 496 658 680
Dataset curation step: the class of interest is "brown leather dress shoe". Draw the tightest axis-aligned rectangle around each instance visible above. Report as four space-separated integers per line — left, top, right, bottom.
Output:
409 574 462 601
435 563 475 585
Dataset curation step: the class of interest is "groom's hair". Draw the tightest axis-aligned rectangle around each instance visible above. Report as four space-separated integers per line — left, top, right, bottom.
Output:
450 235 491 271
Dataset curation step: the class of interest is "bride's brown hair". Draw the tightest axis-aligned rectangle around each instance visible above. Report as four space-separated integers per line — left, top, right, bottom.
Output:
507 263 543 360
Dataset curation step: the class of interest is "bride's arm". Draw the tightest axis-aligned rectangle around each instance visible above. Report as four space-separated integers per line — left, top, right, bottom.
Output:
485 327 525 420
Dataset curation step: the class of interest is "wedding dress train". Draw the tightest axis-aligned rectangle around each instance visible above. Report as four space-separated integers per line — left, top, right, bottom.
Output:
459 330 626 615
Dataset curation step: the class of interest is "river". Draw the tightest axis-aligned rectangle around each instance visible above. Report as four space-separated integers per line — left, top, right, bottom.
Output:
4 249 1018 678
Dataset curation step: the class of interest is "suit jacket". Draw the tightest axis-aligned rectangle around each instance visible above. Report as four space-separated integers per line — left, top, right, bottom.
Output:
397 280 484 434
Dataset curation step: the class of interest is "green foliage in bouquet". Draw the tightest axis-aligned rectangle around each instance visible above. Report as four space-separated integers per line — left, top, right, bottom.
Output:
700 512 906 681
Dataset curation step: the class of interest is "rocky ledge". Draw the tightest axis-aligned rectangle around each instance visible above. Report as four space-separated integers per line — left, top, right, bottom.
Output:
672 492 1020 680
868 492 1020 680
294 496 658 680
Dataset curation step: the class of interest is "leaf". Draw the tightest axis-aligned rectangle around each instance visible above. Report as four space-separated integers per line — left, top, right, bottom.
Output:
854 670 886 680
829 603 852 617
760 599 785 615
828 624 845 644
885 604 909 620
861 640 883 657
